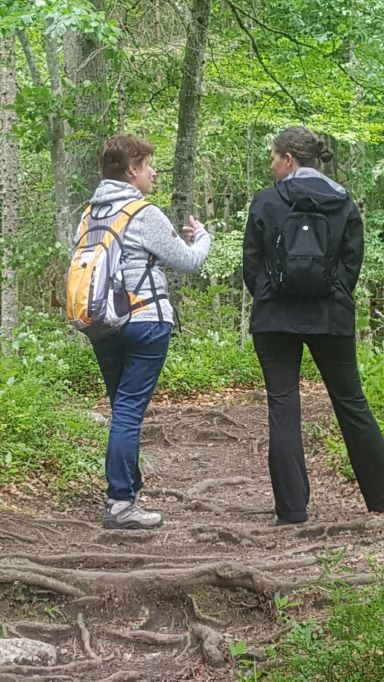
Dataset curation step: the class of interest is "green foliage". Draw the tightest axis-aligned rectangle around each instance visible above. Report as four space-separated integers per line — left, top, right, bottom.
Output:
361 210 384 287
236 581 384 681
326 340 384 479
9 308 103 395
1 295 382 488
0 310 105 489
358 341 384 428
159 331 261 394
201 218 245 280
0 0 120 42
159 286 261 393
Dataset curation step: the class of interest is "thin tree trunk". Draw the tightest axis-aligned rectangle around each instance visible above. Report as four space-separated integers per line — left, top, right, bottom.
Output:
169 0 212 312
0 36 19 335
204 158 220 317
45 31 73 249
241 122 254 346
155 0 161 40
241 0 257 346
170 0 212 228
64 0 108 232
18 30 72 249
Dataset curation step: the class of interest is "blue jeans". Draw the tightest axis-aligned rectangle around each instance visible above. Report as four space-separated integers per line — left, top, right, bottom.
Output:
92 322 172 501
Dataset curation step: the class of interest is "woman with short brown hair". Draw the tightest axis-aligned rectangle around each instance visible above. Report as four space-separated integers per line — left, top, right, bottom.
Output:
84 133 211 529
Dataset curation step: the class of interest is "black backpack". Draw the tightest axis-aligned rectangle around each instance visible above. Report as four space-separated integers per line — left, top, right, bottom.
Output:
267 195 337 297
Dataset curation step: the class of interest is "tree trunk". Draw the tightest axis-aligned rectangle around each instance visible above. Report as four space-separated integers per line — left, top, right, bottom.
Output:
204 158 220 317
155 0 161 41
241 123 254 346
45 31 73 249
64 0 108 233
170 0 212 228
0 36 19 336
169 0 212 312
18 29 72 250
241 0 257 346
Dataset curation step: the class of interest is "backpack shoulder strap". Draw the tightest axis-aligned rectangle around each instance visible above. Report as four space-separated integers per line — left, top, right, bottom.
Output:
76 204 92 246
121 199 151 218
100 200 151 250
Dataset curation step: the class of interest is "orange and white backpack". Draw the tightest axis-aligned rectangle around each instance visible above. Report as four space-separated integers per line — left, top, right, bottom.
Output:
66 200 160 339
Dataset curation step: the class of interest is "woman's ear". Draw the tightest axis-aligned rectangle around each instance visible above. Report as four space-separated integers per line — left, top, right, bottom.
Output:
285 152 294 169
127 164 138 178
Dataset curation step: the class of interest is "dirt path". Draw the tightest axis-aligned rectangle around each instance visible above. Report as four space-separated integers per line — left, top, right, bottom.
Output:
1 385 383 681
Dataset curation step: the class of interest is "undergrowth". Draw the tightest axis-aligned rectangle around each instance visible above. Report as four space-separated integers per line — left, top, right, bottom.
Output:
0 290 383 489
233 579 384 682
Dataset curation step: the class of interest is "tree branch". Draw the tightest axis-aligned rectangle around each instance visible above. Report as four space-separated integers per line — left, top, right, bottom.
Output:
227 0 304 117
17 30 43 87
226 0 383 101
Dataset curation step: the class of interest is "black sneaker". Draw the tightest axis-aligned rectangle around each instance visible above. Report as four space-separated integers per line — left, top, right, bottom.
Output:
274 515 307 526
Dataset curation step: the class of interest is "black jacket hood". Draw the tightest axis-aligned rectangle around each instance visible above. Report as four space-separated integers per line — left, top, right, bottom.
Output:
275 170 348 214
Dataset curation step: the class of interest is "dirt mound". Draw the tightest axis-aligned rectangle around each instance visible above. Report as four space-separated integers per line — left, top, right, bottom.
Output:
0 386 383 681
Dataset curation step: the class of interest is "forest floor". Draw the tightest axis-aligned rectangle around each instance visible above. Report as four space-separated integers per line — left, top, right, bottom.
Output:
0 383 384 682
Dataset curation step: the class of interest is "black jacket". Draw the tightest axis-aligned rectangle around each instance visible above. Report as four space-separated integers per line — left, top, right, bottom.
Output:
243 172 364 336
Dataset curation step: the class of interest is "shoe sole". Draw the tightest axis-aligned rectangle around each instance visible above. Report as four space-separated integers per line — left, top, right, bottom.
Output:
275 517 307 526
103 518 163 530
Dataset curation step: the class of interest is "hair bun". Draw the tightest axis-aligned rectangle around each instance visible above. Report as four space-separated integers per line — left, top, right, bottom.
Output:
317 140 333 163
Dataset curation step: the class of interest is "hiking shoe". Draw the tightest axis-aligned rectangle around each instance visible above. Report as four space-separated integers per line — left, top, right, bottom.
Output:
274 515 307 526
103 501 163 530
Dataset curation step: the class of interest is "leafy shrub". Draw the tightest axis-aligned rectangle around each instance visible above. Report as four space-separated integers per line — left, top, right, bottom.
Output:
264 582 384 682
0 310 106 488
325 340 384 480
0 366 106 488
235 581 384 682
2 302 383 488
159 330 262 394
9 308 103 396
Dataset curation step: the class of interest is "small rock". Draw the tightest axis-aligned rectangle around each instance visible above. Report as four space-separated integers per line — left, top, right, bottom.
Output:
240 539 253 547
0 638 57 666
87 411 110 427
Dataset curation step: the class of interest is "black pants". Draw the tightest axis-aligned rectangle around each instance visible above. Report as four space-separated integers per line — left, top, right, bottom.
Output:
253 332 384 522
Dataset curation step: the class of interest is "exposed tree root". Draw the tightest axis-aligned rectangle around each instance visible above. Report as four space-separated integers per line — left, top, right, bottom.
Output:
189 428 241 444
0 559 277 594
95 673 141 682
143 487 187 501
178 407 246 429
191 623 227 668
0 568 85 597
105 628 187 646
193 524 255 544
6 552 214 569
0 673 72 682
188 594 225 627
0 556 379 601
0 660 99 675
0 514 62 537
189 476 251 496
5 621 72 640
5 517 98 531
141 421 173 446
257 656 285 672
183 500 221 513
0 530 38 544
263 556 318 571
77 612 101 662
291 515 384 539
